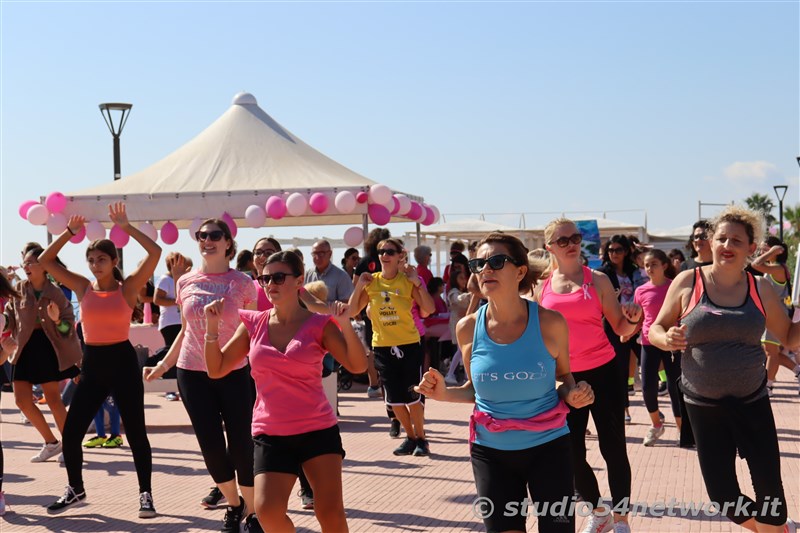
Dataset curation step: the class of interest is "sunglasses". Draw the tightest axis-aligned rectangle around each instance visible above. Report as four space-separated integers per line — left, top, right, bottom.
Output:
195 230 225 242
253 249 276 257
256 272 296 286
691 234 708 241
468 254 520 274
607 247 626 255
377 248 399 257
549 233 583 248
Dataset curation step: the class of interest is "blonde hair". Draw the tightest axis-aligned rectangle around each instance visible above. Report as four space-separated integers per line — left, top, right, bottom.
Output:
304 280 329 302
711 205 764 245
528 249 551 281
543 217 576 245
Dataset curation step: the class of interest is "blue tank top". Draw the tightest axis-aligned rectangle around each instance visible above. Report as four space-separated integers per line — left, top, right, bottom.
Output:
471 300 570 450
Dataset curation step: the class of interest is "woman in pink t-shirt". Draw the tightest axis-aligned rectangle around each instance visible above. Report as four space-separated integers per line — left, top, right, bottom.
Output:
203 251 367 533
143 218 258 531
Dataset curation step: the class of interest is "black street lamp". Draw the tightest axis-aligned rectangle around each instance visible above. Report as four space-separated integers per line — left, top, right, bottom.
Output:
774 185 788 242
99 102 132 269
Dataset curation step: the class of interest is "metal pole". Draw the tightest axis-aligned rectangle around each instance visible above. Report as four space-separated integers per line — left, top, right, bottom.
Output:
361 214 369 256
113 135 124 271
779 198 784 242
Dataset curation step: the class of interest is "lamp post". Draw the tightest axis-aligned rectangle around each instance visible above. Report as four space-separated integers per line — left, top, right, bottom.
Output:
773 185 788 242
99 103 132 270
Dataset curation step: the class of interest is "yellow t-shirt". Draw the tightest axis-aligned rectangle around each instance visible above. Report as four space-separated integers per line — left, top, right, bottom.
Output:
366 272 420 347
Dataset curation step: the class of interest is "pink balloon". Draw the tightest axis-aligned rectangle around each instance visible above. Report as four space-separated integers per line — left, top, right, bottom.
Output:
19 200 38 220
26 204 50 225
309 192 329 214
390 196 400 215
110 225 130 247
266 196 287 220
334 191 356 213
430 205 441 224
47 213 68 235
245 205 267 228
368 203 391 226
422 206 435 226
286 193 308 217
343 226 364 247
407 201 423 221
161 221 179 245
45 192 67 214
356 191 369 204
784 221 792 230
70 226 86 243
221 212 237 238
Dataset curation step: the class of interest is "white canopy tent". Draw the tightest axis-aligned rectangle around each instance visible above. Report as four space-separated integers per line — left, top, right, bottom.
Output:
62 92 424 229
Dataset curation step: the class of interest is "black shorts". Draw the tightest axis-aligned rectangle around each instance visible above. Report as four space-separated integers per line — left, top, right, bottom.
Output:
373 342 423 406
253 424 345 476
13 329 80 384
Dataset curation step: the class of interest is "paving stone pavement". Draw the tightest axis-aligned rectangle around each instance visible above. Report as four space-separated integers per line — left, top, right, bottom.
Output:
1 376 798 532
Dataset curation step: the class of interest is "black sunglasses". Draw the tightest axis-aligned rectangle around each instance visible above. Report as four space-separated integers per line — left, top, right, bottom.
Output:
195 230 225 242
468 254 520 274
549 233 583 248
607 246 626 255
253 249 276 257
691 234 708 241
256 272 296 286
377 248 398 257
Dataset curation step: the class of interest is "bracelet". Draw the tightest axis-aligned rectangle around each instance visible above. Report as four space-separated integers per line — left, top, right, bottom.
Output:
204 334 219 342
157 360 170 370
626 317 639 325
67 227 76 236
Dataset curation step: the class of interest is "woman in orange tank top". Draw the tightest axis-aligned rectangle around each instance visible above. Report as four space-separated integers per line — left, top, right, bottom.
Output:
38 202 162 519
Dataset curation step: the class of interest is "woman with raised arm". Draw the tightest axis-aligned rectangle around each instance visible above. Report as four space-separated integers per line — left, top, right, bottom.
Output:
649 206 798 532
203 251 366 533
417 232 593 533
142 218 259 533
535 218 641 533
39 202 161 518
0 269 22 515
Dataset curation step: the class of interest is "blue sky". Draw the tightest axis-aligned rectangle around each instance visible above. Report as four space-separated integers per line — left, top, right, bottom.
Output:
1 1 798 275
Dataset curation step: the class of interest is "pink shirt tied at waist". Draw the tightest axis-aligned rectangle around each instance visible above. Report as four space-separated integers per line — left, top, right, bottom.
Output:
469 400 570 445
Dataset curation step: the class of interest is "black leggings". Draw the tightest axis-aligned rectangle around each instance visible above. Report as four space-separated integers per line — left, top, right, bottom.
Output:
568 358 631 509
63 342 152 493
159 324 181 349
471 435 574 533
685 396 787 526
177 366 254 487
640 345 681 417
605 323 639 409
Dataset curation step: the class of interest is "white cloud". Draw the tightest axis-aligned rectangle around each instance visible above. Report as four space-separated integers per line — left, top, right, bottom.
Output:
721 161 779 184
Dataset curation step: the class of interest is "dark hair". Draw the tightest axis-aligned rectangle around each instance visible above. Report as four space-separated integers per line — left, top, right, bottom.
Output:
468 241 479 253
601 235 637 276
686 220 712 258
427 276 445 295
667 248 686 263
86 239 124 282
236 249 254 272
378 238 405 254
450 241 466 253
253 237 282 254
644 249 677 280
341 247 359 268
0 268 20 300
477 232 543 293
450 253 469 273
265 251 305 277
199 218 237 260
364 228 391 257
764 236 789 265
22 243 67 273
451 269 468 292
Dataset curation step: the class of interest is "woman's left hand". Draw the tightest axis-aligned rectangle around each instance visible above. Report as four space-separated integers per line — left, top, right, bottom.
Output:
46 301 60 322
566 381 594 409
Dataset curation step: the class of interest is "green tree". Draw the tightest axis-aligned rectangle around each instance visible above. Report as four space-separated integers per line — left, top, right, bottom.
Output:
744 192 777 226
783 204 800 233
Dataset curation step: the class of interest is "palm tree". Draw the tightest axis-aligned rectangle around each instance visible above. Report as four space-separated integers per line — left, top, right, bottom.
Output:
783 204 800 233
744 193 776 226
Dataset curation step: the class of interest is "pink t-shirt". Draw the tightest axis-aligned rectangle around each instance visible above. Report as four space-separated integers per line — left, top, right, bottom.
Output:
240 309 337 436
176 269 257 372
634 280 671 346
539 266 616 372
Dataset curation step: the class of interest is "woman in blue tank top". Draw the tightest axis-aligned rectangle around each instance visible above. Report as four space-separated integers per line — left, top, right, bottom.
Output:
650 206 800 531
416 233 594 533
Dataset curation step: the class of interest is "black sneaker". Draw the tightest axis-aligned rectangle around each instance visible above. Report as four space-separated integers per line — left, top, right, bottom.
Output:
221 496 245 533
201 486 227 509
413 438 430 457
658 381 668 396
47 485 86 513
138 491 157 518
243 513 264 532
389 419 401 438
393 437 416 456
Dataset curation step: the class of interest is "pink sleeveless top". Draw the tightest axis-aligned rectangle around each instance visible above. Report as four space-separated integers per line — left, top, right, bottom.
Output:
540 266 616 372
80 286 133 344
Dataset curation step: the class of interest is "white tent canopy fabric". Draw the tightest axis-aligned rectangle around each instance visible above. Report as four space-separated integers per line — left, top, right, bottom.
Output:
62 92 422 228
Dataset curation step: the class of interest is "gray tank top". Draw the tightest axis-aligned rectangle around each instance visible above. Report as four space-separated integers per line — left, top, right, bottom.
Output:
680 269 767 406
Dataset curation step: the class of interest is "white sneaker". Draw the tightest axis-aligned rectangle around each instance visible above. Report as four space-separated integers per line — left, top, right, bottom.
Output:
58 453 65 465
581 512 614 533
20 413 30 425
31 441 62 463
612 521 631 533
643 425 665 446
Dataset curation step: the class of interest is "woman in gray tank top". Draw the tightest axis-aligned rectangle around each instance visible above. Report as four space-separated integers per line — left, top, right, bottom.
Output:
649 205 799 532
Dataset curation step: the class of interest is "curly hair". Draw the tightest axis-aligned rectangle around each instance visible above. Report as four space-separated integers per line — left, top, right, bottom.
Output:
710 205 764 245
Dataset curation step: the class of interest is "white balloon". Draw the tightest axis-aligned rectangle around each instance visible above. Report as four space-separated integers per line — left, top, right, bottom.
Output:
189 218 203 240
395 194 412 216
138 222 158 242
369 184 393 206
334 191 356 214
343 226 364 247
86 219 106 241
26 204 50 225
47 213 68 234
245 205 267 228
430 205 441 224
286 193 308 217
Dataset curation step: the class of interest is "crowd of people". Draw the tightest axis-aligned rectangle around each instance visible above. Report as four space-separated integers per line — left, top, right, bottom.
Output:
1 202 798 533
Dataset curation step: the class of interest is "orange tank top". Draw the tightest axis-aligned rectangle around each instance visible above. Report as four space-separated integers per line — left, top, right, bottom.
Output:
80 286 133 344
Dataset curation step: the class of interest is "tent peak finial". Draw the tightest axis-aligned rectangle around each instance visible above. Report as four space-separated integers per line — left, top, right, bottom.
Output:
232 92 257 106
